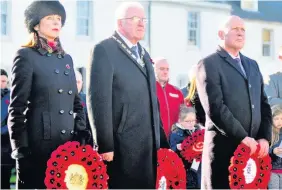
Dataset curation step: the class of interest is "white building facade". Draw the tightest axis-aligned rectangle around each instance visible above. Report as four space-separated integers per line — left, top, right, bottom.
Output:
1 0 281 88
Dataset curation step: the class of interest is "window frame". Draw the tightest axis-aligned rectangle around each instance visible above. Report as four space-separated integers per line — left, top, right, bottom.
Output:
76 0 93 40
262 28 273 57
187 11 200 48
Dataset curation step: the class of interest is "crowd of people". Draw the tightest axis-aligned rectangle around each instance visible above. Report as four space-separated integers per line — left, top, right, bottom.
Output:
1 0 282 189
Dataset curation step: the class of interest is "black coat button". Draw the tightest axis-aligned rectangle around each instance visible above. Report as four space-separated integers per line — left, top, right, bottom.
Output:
57 54 62 59
64 71 69 75
54 69 60 74
68 90 73 95
69 110 73 115
59 110 64 114
47 53 52 57
58 89 63 93
61 130 66 134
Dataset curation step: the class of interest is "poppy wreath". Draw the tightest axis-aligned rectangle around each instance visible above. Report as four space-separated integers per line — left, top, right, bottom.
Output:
156 148 186 189
44 141 109 189
228 143 272 189
180 129 205 162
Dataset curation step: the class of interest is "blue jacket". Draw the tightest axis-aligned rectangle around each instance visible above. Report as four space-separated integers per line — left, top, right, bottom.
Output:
169 124 202 189
170 124 201 165
269 132 282 170
1 88 14 165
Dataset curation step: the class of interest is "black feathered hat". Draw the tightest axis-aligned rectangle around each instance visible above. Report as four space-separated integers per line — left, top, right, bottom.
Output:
24 0 66 33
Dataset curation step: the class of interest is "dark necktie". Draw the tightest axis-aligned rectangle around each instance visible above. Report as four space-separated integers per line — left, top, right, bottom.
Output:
234 58 246 77
131 46 139 60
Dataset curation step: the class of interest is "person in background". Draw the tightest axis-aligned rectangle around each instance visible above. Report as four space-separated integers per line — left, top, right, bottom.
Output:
154 57 184 138
1 69 15 189
74 70 93 146
268 104 282 189
183 66 205 126
265 46 282 107
8 1 88 188
170 105 202 189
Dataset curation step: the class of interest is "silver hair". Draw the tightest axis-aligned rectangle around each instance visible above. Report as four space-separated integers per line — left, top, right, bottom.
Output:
114 1 144 30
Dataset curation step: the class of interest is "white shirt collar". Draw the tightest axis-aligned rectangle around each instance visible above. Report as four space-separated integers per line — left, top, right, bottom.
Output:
116 31 140 59
228 52 241 60
116 31 137 49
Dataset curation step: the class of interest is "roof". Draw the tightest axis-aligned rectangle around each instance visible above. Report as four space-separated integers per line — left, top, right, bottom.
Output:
210 0 282 23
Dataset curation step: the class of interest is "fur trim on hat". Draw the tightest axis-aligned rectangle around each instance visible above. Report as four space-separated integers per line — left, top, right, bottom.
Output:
24 0 66 33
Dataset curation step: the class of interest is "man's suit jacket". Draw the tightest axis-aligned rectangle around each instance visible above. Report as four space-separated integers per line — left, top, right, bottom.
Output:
196 46 272 189
86 32 168 189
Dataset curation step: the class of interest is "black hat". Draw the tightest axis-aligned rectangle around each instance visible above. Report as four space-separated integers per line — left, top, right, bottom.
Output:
24 0 66 33
1 69 8 77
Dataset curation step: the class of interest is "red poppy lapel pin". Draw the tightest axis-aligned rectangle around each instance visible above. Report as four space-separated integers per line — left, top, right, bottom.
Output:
81 101 86 107
150 58 155 65
66 64 70 69
5 99 10 105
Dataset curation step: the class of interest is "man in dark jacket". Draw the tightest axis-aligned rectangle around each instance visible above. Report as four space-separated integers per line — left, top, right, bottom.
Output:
196 16 272 189
1 69 15 189
75 70 93 146
87 2 169 189
265 46 282 107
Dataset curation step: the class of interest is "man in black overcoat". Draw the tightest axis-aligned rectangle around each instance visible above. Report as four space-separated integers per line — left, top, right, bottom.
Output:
195 16 272 189
86 2 169 189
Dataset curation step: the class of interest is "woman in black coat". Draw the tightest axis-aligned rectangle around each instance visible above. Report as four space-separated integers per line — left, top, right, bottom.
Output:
8 1 88 189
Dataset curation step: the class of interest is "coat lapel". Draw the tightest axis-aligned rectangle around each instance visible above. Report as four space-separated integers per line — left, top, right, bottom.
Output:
112 32 147 77
217 46 247 80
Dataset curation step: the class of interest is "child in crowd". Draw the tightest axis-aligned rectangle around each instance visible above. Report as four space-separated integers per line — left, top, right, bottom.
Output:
268 104 282 189
170 105 202 189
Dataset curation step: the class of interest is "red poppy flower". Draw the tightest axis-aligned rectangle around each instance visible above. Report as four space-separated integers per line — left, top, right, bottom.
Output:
66 64 70 69
5 99 9 105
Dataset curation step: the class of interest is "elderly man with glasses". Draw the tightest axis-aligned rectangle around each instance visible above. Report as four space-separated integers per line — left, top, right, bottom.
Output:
86 2 169 189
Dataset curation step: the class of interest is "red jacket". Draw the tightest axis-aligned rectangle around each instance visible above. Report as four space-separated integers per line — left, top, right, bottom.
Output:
156 82 184 138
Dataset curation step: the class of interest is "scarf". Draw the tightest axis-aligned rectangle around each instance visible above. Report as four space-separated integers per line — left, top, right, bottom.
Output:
34 32 65 55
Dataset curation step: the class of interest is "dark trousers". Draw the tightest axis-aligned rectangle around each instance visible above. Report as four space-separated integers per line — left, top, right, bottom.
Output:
16 156 47 189
1 165 13 189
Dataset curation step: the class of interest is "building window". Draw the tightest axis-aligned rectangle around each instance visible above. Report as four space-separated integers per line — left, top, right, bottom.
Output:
140 1 150 50
1 1 9 36
188 12 200 47
76 0 92 36
241 0 258 11
262 29 273 57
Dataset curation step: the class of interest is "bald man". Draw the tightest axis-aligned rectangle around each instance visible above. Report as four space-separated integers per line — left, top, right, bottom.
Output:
154 58 184 138
87 2 168 188
195 16 272 188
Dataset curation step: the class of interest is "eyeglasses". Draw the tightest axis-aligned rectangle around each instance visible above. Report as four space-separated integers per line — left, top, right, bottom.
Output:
184 120 196 124
122 16 148 24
